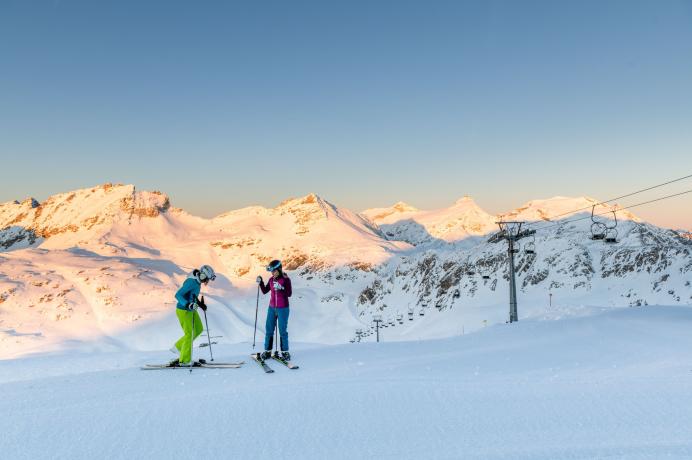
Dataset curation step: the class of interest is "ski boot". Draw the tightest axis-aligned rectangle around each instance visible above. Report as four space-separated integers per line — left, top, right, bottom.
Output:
281 351 291 361
260 351 272 361
167 358 180 367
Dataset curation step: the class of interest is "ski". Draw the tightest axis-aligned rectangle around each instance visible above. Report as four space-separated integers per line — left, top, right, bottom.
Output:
141 362 243 370
251 353 275 373
197 341 218 348
272 353 299 370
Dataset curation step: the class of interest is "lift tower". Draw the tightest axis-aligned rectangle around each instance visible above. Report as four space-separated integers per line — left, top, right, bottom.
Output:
488 221 536 323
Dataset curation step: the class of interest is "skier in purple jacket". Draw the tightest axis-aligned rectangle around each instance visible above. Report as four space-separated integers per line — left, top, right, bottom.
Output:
257 259 292 360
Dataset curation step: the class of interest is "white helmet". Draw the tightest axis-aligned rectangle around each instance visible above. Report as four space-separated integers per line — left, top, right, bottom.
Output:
198 265 216 282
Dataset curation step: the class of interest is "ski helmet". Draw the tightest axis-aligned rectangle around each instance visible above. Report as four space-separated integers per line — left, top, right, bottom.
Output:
198 265 216 282
266 260 282 272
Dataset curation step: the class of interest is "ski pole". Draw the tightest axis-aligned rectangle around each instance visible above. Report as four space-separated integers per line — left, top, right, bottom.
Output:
189 305 196 374
253 283 260 349
274 314 279 357
202 299 214 362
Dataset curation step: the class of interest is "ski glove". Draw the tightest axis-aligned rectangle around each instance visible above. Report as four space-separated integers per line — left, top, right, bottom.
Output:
272 281 284 291
198 296 207 311
256 276 263 284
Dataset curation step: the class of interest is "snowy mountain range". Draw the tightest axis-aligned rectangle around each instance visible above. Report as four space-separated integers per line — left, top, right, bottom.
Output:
1 183 690 359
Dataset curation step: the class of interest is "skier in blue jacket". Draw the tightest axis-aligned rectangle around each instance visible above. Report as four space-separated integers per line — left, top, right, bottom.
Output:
170 265 216 367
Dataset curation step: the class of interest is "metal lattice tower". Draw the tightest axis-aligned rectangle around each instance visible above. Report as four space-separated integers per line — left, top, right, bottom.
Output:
488 221 536 323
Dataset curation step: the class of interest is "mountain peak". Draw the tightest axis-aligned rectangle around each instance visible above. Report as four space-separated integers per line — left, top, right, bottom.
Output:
360 201 418 223
277 193 329 210
454 195 472 203
392 201 418 212
22 197 40 208
452 196 481 208
274 193 334 234
504 196 639 222
0 183 172 251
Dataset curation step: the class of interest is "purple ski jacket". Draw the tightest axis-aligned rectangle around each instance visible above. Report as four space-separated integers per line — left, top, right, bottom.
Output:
260 274 292 308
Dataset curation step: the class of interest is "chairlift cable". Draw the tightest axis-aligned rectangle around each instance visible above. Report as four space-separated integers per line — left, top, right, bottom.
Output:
524 173 692 230
530 188 692 234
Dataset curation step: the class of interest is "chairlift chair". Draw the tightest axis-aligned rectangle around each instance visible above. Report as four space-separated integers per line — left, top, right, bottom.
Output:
591 222 606 240
524 234 536 255
510 242 521 254
453 289 460 298
604 228 618 243
590 205 607 240
603 210 618 243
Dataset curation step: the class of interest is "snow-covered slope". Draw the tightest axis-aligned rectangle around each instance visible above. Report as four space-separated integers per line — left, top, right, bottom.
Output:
2 305 692 460
1 184 690 359
0 186 406 358
353 215 692 341
0 183 170 251
362 196 497 245
500 195 638 223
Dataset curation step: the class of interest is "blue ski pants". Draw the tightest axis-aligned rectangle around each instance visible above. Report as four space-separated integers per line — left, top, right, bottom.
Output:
264 307 289 351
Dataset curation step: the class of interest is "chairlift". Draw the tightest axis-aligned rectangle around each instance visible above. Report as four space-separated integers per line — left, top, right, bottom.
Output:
605 227 618 243
590 205 607 240
419 309 425 317
604 210 618 243
524 235 536 255
510 242 521 254
453 289 460 298
408 307 414 320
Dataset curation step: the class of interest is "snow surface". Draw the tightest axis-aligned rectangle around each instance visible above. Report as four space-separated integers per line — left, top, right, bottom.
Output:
1 185 690 458
2 305 692 459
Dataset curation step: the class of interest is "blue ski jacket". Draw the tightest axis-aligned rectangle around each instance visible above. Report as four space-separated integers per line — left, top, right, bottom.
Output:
175 277 201 310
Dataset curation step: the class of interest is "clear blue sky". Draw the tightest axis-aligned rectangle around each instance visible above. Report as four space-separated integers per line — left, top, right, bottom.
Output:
1 0 691 228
